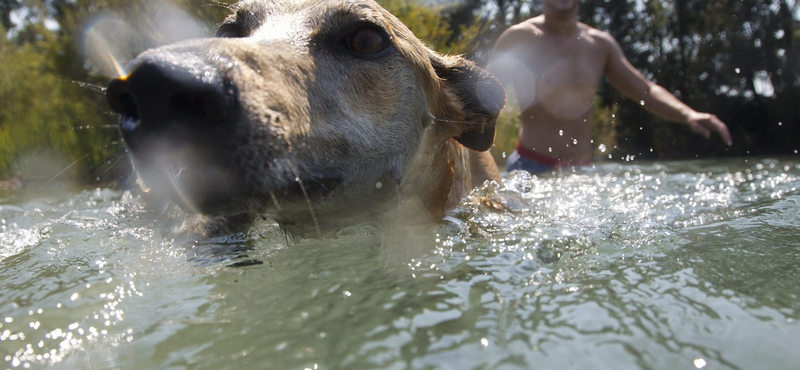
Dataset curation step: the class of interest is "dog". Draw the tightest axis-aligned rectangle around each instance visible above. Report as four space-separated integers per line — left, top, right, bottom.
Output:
105 0 505 235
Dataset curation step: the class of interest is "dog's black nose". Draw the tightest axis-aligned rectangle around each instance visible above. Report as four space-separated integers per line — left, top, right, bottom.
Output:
106 60 232 136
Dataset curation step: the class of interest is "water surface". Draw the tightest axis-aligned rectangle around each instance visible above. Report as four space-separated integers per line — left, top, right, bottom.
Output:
1 157 799 369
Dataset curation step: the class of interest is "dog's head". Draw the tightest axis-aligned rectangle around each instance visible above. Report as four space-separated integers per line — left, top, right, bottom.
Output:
106 0 504 231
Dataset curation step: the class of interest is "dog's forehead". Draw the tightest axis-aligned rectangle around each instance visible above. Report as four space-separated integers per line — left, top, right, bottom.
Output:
231 0 402 42
234 0 389 18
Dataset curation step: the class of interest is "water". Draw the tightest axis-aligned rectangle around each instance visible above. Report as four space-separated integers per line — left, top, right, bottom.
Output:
1 157 799 370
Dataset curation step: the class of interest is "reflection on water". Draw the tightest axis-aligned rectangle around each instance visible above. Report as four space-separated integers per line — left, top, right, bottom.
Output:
1 157 799 369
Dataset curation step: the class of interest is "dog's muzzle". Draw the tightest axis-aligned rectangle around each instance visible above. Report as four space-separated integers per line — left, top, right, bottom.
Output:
106 52 244 214
106 53 237 143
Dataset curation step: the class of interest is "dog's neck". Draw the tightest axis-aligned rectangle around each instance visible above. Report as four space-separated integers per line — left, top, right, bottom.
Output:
397 134 476 220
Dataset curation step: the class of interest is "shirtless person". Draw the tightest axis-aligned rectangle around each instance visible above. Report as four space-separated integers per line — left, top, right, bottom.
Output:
487 0 732 173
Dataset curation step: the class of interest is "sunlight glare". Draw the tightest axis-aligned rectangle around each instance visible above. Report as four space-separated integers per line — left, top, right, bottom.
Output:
83 2 207 79
83 18 139 78
693 358 707 369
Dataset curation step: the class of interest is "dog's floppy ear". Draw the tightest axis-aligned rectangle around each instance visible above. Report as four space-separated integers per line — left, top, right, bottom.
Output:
430 54 506 152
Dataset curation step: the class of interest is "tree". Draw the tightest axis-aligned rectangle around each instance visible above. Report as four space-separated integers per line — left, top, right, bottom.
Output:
1 0 21 31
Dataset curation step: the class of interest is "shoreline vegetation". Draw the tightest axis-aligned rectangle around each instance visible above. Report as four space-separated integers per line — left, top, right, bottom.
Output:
1 0 797 185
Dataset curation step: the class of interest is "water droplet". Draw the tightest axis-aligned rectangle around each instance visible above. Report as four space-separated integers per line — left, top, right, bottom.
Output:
548 147 553 153
572 139 578 145
693 358 707 368
778 122 783 126
735 68 741 74
558 130 564 136
639 100 645 106
598 144 607 153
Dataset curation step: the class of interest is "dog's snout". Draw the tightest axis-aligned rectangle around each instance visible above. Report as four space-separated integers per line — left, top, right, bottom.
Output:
107 61 232 135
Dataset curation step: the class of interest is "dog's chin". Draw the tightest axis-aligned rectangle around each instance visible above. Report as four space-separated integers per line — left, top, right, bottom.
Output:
134 160 247 216
134 156 347 218
170 188 247 216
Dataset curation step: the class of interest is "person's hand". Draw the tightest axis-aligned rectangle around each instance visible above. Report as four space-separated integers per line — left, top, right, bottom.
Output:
687 112 733 146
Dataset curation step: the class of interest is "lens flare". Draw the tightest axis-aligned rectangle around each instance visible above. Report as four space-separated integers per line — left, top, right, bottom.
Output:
83 3 207 79
83 18 140 78
145 2 207 46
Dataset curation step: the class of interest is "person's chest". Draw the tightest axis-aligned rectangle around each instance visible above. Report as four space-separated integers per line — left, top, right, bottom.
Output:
531 36 606 93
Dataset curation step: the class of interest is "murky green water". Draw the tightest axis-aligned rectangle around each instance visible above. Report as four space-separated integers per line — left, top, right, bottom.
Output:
1 157 799 370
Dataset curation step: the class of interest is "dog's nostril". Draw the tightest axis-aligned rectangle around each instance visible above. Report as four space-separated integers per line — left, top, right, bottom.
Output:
107 61 232 134
118 93 139 120
107 78 138 119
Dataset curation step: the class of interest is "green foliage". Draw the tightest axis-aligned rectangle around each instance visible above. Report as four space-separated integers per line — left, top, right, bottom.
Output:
0 26 116 181
379 0 454 51
577 0 799 158
490 91 521 169
378 0 488 55
0 0 237 182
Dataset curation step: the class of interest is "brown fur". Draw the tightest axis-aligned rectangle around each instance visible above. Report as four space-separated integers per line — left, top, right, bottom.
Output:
106 0 505 235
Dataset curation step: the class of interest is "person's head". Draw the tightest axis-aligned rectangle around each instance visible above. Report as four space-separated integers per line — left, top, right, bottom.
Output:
542 0 579 17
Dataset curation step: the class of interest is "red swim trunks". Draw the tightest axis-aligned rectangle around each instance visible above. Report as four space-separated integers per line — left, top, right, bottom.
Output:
507 144 591 173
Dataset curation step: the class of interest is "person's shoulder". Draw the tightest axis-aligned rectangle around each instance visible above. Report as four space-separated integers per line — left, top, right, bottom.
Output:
580 23 619 48
501 17 545 40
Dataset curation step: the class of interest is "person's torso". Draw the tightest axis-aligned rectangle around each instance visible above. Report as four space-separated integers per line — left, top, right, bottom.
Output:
511 20 610 162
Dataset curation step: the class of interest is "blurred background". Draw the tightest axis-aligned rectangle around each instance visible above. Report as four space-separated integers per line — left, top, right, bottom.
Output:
0 0 797 186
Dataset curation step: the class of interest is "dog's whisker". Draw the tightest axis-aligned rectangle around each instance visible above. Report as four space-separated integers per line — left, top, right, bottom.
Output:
42 152 95 188
43 140 125 188
71 80 107 94
268 191 282 212
165 164 201 214
433 117 471 125
70 125 120 131
201 2 237 11
280 224 292 246
284 159 321 238
265 162 284 211
93 152 129 181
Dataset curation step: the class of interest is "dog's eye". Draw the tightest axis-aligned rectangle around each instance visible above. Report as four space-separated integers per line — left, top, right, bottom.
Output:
216 24 243 38
345 25 391 56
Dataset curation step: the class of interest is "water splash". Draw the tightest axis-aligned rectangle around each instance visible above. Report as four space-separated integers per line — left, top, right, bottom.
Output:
2 158 800 369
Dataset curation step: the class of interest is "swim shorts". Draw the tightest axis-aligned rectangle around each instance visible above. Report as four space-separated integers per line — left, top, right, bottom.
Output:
506 144 591 174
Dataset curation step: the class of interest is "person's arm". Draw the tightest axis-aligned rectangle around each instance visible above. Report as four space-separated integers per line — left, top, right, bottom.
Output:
601 32 732 145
